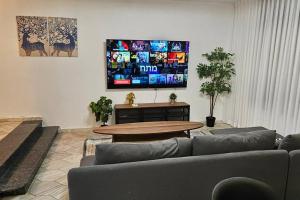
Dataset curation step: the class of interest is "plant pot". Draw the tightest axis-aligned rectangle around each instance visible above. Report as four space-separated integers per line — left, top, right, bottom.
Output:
206 116 216 127
101 123 108 127
95 113 101 122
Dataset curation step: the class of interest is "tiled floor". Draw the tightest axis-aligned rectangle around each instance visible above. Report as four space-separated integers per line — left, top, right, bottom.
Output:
1 122 232 200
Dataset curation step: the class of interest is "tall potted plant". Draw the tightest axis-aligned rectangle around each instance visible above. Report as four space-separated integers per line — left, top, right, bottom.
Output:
89 96 113 126
197 47 235 127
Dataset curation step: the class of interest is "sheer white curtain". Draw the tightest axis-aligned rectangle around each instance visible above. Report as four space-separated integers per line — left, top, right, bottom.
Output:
224 0 300 135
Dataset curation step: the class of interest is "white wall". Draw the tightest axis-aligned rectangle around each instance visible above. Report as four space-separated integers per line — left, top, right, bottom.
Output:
0 0 234 129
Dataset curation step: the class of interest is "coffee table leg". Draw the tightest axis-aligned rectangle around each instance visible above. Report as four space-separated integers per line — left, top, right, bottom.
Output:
187 130 191 138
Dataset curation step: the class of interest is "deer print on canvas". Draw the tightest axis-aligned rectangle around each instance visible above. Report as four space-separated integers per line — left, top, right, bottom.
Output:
51 33 75 57
21 32 48 56
48 17 78 57
16 16 49 57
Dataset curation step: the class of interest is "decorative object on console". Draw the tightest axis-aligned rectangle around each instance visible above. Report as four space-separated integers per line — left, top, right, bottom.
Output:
197 47 235 127
126 92 136 106
16 16 78 57
169 93 177 104
89 96 113 126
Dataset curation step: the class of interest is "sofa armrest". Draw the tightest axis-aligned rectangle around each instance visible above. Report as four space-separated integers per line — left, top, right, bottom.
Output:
80 155 95 167
285 150 300 200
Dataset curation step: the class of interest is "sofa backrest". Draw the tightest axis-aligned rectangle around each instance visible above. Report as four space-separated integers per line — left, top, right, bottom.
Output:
192 130 276 156
210 126 268 135
94 138 192 165
285 150 300 200
278 134 300 152
68 150 289 200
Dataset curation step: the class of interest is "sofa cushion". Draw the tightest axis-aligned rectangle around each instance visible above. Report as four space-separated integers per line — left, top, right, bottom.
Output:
95 138 191 165
176 137 192 157
210 127 283 149
210 127 268 135
278 134 300 152
193 130 276 156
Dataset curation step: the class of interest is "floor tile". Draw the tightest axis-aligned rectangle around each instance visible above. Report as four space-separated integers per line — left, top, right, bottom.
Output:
35 170 66 182
40 184 67 199
30 196 57 200
56 175 68 186
29 181 62 196
2 193 35 200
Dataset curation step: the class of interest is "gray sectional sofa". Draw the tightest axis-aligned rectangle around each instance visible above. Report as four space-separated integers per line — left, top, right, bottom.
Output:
68 128 300 200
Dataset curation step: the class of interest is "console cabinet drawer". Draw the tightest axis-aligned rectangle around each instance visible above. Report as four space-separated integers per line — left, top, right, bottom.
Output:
143 108 163 114
117 118 140 124
167 107 189 115
118 109 139 118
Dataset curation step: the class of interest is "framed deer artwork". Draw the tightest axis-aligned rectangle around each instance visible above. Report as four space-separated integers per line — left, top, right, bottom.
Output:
16 16 49 56
48 17 78 57
16 16 78 57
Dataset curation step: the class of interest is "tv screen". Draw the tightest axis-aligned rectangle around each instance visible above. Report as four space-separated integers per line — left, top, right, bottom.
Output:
106 39 190 89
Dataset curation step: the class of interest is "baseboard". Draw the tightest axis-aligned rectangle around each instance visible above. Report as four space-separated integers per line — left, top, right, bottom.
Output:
60 127 93 133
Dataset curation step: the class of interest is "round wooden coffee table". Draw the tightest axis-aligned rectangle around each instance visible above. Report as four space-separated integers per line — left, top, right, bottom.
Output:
93 121 203 142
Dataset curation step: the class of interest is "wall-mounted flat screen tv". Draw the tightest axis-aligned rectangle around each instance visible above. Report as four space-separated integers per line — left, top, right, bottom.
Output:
106 39 190 89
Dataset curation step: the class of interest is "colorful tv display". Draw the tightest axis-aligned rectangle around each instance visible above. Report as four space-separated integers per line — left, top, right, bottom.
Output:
106 39 190 89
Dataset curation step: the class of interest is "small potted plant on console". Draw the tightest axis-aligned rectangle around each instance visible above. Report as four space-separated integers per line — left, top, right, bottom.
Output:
169 93 177 104
89 96 113 126
197 47 235 127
